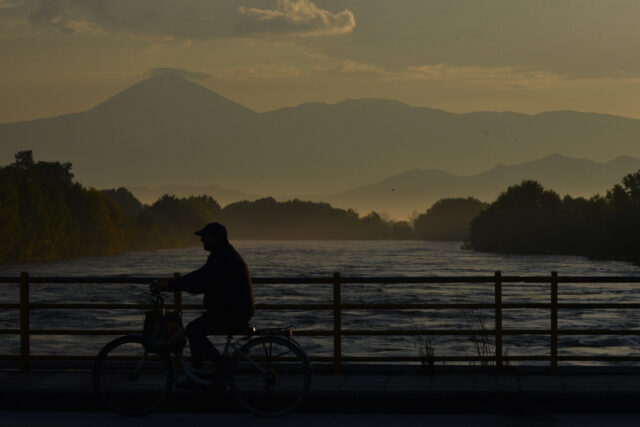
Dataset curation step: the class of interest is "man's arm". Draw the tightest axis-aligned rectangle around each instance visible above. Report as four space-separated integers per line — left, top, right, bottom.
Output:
164 258 224 294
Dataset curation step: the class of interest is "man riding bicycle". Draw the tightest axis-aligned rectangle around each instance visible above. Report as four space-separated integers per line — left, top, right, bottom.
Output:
153 222 255 386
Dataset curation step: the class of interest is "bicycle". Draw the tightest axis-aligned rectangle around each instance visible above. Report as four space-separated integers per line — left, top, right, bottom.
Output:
92 285 312 417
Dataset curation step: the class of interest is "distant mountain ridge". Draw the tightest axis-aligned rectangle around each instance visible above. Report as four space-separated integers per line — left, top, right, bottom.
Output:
128 183 259 206
1 74 639 197
326 154 640 218
131 154 640 220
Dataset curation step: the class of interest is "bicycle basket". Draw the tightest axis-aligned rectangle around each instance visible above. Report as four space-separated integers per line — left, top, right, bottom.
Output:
142 308 186 353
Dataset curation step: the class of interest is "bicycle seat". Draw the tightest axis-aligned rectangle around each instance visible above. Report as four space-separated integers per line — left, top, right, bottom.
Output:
253 326 293 336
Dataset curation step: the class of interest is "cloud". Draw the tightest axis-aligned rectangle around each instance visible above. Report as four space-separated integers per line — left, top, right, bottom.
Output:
148 68 210 80
0 0 23 8
300 1 640 81
3 0 354 39
1 0 102 35
403 64 579 90
237 0 355 36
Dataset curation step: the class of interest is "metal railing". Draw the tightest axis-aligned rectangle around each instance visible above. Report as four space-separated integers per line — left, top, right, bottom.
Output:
1 271 640 373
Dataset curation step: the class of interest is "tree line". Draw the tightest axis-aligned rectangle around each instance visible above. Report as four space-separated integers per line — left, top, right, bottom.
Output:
469 173 640 264
0 152 225 262
0 151 126 262
4 151 639 265
0 152 433 262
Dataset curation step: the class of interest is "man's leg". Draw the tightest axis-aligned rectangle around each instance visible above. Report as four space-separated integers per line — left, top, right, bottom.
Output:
185 312 223 369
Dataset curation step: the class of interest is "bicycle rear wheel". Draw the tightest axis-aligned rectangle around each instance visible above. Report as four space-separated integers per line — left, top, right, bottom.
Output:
92 335 173 416
232 335 311 417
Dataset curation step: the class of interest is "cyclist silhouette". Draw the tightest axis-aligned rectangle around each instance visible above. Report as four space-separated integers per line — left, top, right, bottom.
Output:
154 222 255 385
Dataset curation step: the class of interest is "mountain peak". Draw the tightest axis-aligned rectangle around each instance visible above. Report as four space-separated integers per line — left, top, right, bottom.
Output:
90 73 256 117
507 153 594 169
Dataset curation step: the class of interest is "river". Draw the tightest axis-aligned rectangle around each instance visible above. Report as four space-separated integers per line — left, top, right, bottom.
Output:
1 240 639 366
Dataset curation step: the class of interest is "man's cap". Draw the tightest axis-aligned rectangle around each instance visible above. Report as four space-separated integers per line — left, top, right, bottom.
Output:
194 222 228 239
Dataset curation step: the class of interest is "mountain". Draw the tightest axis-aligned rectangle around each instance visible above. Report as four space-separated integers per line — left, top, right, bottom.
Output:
1 74 640 195
326 154 640 219
0 74 258 188
90 73 255 120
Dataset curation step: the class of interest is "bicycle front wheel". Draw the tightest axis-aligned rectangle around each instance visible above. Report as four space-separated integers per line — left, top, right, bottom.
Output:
92 335 173 416
232 335 311 417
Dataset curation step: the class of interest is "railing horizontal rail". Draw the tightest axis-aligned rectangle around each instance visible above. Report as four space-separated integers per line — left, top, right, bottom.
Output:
341 303 495 309
558 329 640 335
2 277 161 284
3 276 640 286
3 275 640 285
0 304 19 309
5 302 639 310
557 276 640 283
23 329 141 336
502 329 640 335
4 328 639 337
16 303 335 310
4 355 640 365
17 329 321 336
341 329 492 336
339 276 497 283
556 303 640 309
28 303 169 310
339 276 640 284
2 277 336 285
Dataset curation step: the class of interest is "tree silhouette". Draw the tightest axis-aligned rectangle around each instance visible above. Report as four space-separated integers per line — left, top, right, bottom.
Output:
0 151 126 261
414 197 487 241
469 173 640 263
470 180 561 253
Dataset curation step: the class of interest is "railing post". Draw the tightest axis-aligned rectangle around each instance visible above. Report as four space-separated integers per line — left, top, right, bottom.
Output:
173 273 182 315
494 271 503 369
19 272 30 371
550 271 558 373
332 272 342 374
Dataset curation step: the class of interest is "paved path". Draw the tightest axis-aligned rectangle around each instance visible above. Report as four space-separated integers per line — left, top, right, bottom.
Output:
4 412 640 427
1 370 640 413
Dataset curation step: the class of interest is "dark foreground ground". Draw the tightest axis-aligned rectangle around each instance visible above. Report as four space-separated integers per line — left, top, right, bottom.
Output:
4 411 640 427
1 367 639 415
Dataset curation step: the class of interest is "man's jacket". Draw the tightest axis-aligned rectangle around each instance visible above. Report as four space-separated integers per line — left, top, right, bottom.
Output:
167 243 255 319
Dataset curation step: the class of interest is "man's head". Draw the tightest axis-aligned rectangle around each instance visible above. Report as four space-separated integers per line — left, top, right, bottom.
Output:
194 222 228 251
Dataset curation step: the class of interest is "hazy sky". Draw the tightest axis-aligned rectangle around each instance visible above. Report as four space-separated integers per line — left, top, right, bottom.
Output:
1 0 640 123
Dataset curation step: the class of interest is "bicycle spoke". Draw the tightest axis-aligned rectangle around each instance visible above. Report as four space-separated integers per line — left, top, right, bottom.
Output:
237 350 270 375
130 353 147 379
232 336 311 417
93 336 173 416
270 348 293 359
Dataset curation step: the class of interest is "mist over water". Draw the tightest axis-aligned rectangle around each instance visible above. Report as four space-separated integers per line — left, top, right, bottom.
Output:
1 240 639 366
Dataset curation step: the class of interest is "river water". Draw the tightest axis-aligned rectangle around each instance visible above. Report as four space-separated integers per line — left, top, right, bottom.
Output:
1 240 640 366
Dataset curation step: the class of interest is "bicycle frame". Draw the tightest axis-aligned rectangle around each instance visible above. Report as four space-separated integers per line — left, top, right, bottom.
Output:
173 334 258 386
147 288 305 389
174 332 304 387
